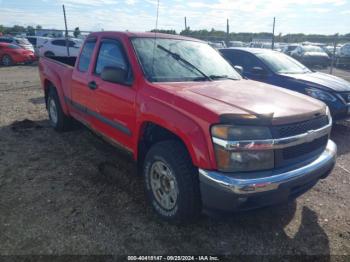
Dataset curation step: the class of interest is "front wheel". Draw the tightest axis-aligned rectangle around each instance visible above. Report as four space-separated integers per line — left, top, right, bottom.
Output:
143 141 201 224
1 55 13 66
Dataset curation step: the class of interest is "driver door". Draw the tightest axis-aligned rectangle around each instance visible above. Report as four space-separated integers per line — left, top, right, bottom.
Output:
89 38 136 151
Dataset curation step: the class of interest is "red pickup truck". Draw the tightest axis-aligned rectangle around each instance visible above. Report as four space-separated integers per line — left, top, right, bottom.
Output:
39 32 337 223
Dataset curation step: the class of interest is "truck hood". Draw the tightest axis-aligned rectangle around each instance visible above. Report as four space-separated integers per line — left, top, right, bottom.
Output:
280 71 350 92
159 79 325 125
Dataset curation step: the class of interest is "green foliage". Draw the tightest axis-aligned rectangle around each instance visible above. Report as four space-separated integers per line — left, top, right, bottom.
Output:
0 24 42 36
179 29 350 44
73 27 81 38
150 29 177 35
26 26 35 36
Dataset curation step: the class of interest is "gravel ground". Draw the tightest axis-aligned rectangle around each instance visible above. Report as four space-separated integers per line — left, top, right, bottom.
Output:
0 65 349 258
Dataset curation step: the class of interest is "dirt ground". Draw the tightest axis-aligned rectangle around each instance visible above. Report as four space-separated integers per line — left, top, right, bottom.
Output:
0 65 350 258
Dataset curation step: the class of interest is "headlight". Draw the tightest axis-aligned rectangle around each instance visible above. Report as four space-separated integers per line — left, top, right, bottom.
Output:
211 125 274 172
305 88 337 102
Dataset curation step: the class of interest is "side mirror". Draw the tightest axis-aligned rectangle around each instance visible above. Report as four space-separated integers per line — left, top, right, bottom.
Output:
233 65 243 75
101 66 127 84
251 67 266 77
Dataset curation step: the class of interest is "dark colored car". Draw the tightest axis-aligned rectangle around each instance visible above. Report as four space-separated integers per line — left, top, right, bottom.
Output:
220 48 350 121
290 45 330 68
0 43 36 66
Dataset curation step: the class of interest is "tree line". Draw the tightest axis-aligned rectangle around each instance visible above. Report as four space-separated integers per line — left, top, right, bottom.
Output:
0 25 81 37
152 28 350 44
2 25 349 44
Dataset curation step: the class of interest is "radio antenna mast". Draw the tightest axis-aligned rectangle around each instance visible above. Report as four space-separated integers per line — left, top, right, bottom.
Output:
151 0 160 79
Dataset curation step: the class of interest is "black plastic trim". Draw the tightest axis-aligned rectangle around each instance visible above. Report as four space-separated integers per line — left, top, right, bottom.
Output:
65 97 132 136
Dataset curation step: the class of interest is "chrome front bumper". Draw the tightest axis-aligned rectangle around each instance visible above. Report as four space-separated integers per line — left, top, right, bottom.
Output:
199 140 337 196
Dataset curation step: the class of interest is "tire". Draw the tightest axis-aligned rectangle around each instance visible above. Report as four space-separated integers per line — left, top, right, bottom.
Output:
47 87 71 132
44 51 55 57
143 140 201 224
1 54 14 66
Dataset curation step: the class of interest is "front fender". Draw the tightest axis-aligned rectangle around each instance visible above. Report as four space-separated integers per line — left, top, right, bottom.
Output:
135 98 216 170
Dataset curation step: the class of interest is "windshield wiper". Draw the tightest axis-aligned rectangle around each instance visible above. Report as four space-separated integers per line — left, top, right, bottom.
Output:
157 45 212 81
209 75 237 80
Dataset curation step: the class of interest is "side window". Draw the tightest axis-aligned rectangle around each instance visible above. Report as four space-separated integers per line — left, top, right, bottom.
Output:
78 39 96 72
94 40 128 75
51 40 66 46
229 52 243 67
27 38 37 46
0 39 12 43
241 54 262 72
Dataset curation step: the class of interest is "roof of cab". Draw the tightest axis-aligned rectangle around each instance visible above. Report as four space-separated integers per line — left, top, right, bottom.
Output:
87 31 203 42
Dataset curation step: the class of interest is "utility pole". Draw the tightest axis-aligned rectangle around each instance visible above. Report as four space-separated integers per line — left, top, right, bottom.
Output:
184 17 187 30
62 5 70 57
226 19 230 46
271 17 276 50
330 33 338 75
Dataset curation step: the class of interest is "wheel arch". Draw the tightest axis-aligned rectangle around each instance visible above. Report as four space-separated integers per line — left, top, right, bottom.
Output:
136 119 212 172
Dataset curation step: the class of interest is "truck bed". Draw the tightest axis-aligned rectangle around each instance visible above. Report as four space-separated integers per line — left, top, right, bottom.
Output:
44 56 77 67
38 56 75 106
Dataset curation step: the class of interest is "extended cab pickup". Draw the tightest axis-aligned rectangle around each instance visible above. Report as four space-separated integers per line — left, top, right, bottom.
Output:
39 32 337 223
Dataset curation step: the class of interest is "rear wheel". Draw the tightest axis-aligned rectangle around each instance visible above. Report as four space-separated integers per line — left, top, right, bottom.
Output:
143 141 201 224
47 87 71 132
1 55 13 66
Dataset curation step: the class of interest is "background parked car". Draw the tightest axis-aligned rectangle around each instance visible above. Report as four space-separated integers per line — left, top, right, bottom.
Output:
228 41 244 47
282 44 300 56
26 36 51 55
0 43 36 66
220 48 350 121
0 36 35 53
290 45 330 68
208 41 226 49
38 37 83 57
335 43 350 68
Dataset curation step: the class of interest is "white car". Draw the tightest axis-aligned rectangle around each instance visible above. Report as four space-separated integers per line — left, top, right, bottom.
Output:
0 37 35 52
26 36 51 55
39 38 83 57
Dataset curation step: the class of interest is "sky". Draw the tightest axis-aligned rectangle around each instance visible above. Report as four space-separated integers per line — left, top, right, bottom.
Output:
0 0 349 35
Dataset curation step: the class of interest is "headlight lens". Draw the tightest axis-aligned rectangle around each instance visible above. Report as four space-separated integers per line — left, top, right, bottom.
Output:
305 88 337 102
211 125 274 172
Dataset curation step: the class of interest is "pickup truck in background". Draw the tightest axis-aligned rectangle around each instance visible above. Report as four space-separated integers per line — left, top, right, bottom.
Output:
38 32 337 223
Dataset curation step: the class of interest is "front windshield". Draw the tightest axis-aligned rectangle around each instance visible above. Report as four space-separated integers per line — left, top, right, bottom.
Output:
257 52 311 74
132 38 241 82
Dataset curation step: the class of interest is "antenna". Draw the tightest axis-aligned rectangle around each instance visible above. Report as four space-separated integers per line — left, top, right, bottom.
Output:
151 0 160 79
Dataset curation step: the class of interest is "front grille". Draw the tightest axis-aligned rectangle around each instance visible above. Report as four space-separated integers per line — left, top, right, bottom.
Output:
272 116 329 169
282 135 328 160
271 115 329 138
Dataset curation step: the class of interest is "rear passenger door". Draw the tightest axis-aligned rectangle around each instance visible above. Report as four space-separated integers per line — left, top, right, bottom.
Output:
90 38 136 151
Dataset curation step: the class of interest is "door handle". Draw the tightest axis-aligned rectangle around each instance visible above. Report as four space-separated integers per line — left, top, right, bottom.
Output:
88 81 98 90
